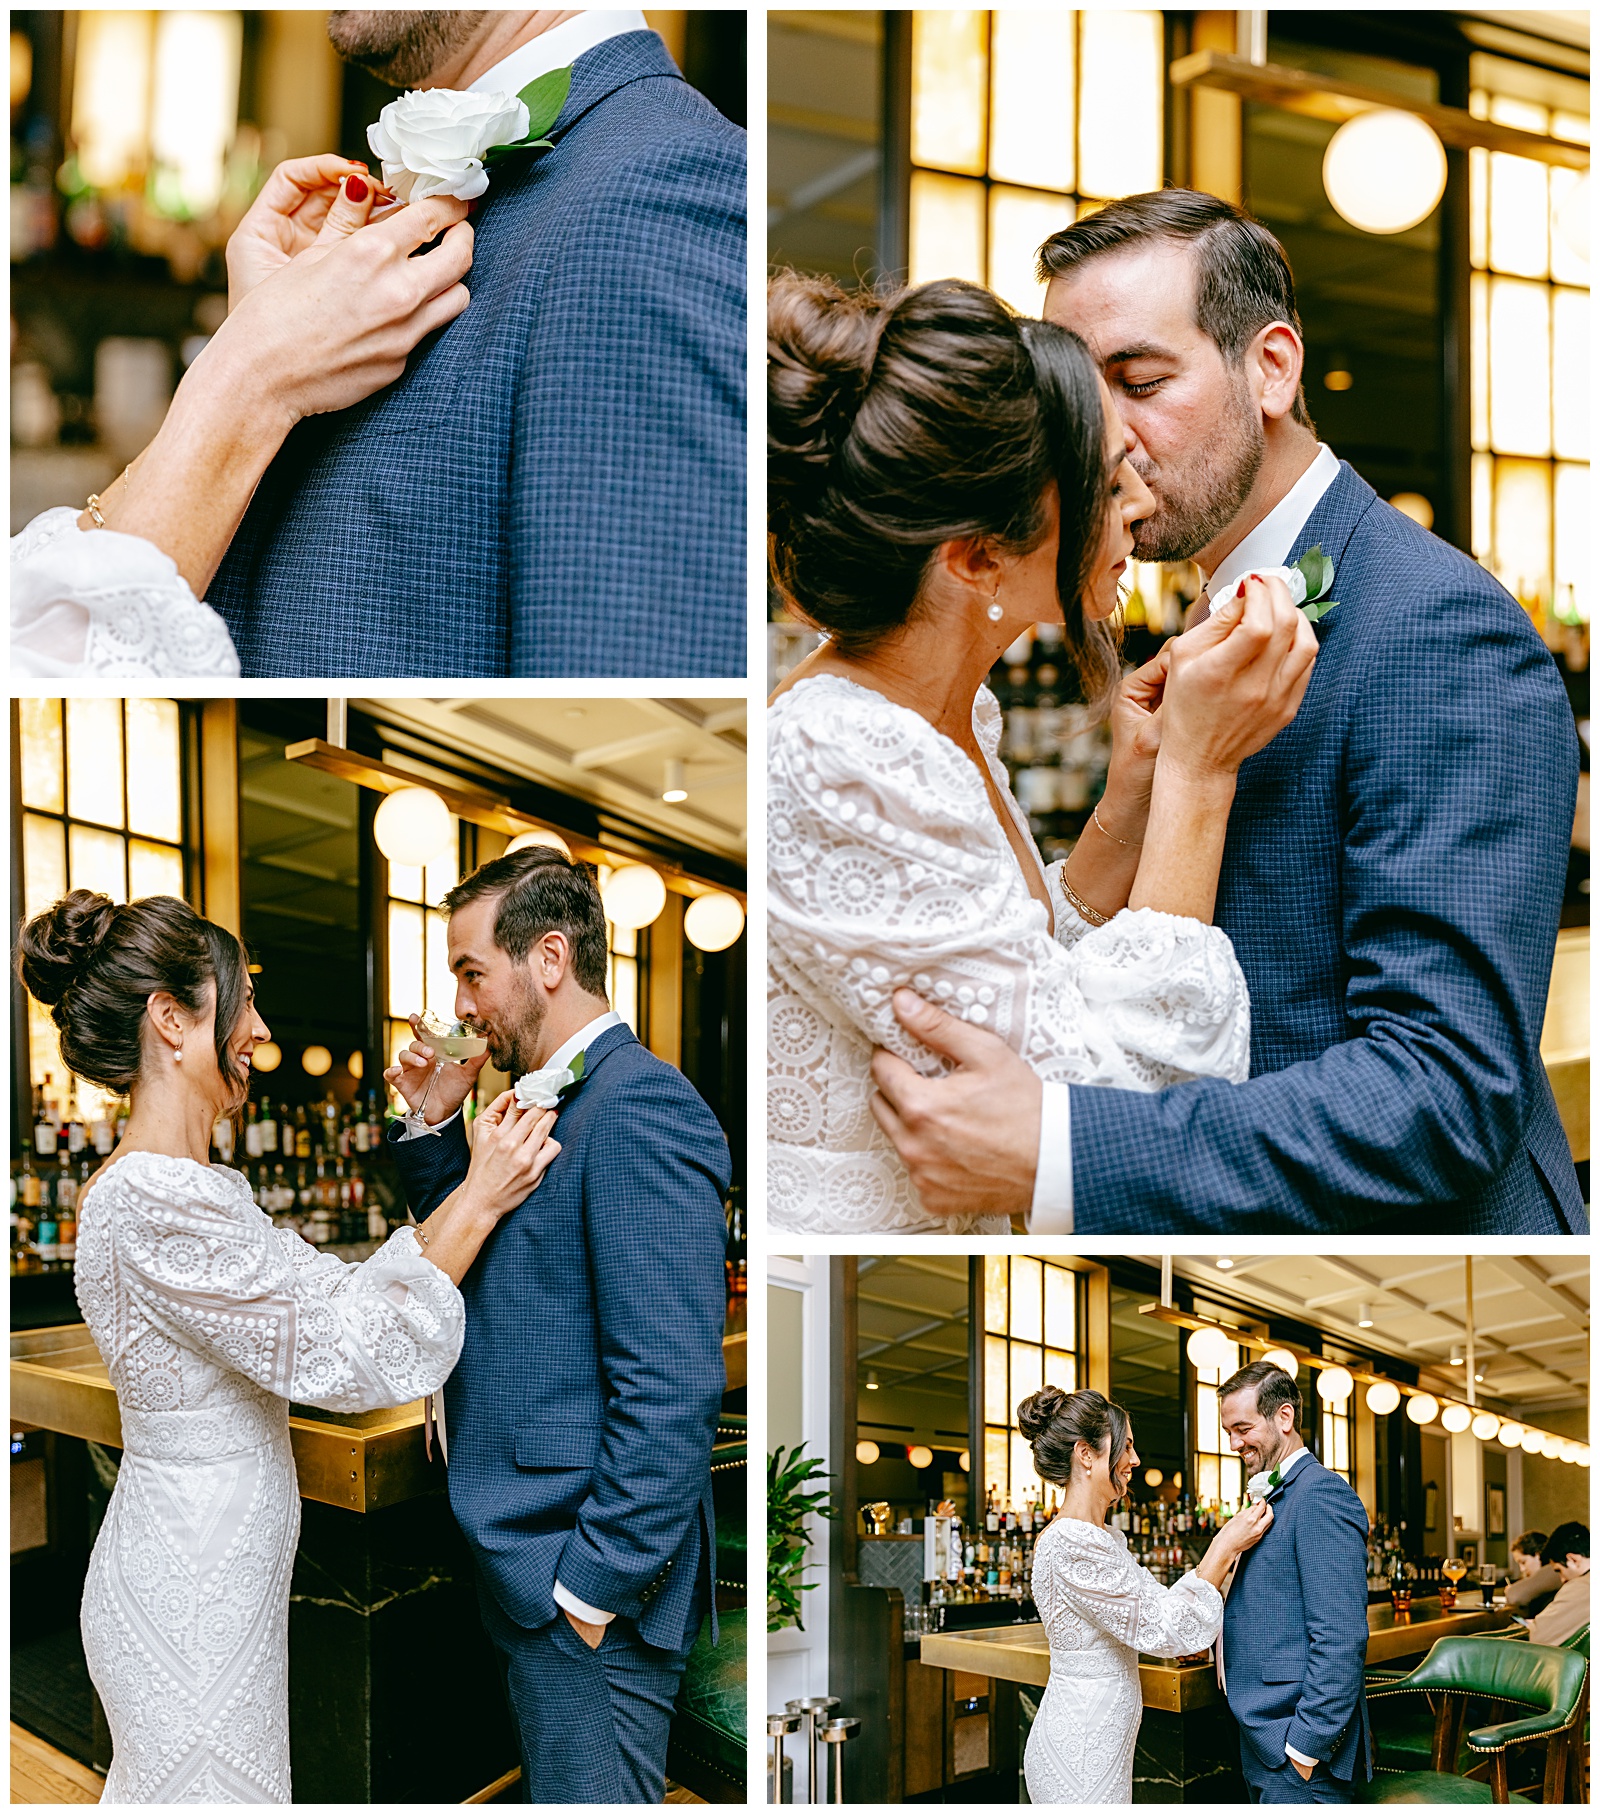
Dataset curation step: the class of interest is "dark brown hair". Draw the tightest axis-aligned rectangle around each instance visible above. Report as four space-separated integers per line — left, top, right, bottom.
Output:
768 271 1119 706
1512 1529 1550 1560
1217 1359 1302 1426
1541 1522 1588 1566
441 847 610 998
16 891 251 1101
1037 188 1314 430
1016 1385 1130 1486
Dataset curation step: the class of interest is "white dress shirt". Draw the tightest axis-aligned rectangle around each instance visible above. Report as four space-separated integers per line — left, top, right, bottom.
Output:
467 10 649 100
397 1007 623 1627
1028 446 1343 1232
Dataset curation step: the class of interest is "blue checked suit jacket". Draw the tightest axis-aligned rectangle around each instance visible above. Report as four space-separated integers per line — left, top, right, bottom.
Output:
1071 462 1585 1234
209 31 746 678
387 1021 731 1650
1223 1453 1372 1782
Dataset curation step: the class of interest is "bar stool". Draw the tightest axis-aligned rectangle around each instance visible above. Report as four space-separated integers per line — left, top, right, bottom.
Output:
767 1711 801 1803
819 1716 860 1804
794 1695 840 1800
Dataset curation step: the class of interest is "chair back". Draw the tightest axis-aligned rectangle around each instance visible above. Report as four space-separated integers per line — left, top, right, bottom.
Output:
1560 1622 1588 1658
1401 1635 1587 1721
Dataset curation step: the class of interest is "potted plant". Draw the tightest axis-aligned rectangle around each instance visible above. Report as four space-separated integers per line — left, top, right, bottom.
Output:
768 1443 833 1631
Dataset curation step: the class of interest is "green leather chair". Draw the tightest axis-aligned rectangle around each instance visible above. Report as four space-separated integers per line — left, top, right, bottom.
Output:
667 1415 747 1802
1357 1635 1589 1806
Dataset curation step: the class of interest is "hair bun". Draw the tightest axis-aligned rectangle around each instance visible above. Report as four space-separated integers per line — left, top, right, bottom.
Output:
767 271 890 525
1016 1383 1068 1443
17 890 119 1007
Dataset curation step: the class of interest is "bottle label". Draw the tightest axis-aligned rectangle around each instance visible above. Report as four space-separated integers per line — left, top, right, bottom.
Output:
34 1128 53 1155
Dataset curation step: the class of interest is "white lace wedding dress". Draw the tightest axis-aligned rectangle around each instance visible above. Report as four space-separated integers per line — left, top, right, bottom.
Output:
72 1153 464 1802
10 508 240 677
767 675 1251 1233
1026 1517 1224 1804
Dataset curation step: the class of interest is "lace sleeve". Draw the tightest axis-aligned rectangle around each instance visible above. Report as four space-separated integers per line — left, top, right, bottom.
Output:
116 1161 463 1411
10 507 240 679
1053 1532 1225 1656
768 680 1251 1092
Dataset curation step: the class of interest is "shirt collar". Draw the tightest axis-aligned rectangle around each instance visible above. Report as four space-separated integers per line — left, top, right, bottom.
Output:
1203 442 1341 602
468 11 649 99
1275 1445 1311 1482
545 1008 623 1077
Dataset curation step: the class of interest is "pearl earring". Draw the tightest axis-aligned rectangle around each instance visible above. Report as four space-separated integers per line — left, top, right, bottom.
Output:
987 596 1004 623
174 1048 183 1063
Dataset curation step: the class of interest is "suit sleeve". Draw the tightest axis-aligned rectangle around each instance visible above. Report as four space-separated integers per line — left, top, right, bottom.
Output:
555 1070 731 1618
1286 1482 1370 1765
385 1113 473 1219
508 126 746 677
1070 575 1579 1230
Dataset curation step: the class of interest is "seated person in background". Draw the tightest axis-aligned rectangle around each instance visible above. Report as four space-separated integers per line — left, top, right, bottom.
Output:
1504 1529 1560 1620
1525 1523 1589 1647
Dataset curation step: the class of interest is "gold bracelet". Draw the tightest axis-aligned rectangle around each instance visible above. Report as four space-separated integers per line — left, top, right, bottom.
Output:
1092 802 1136 849
85 493 107 528
1060 874 1110 928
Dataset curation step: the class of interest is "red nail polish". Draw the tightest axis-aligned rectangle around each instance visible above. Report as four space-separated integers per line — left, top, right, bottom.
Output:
346 174 369 203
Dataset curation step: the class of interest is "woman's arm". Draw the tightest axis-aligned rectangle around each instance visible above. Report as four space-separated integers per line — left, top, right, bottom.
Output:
80 191 474 598
405 1096 561 1287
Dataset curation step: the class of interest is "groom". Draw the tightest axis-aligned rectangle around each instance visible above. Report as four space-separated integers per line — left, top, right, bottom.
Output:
1217 1361 1371 1803
870 189 1584 1235
209 10 745 678
383 846 731 1802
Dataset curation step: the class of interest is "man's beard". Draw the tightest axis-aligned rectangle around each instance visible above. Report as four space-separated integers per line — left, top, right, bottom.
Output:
1248 1428 1293 1475
1131 371 1265 564
326 10 486 86
478 979 545 1079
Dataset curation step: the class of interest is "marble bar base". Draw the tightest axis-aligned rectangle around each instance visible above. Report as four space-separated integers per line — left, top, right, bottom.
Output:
289 1485 518 1802
1016 1685 1247 1804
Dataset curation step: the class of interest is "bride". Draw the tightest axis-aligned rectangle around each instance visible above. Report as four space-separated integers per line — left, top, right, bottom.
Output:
11 158 473 678
1019 1384 1271 1803
17 889 559 1802
766 273 1317 1233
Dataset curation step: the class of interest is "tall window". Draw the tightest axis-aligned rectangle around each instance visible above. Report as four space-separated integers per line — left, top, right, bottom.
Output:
1321 1397 1353 1486
593 865 640 1034
17 697 187 1122
384 829 461 1096
1468 55 1590 627
1193 1335 1244 1509
980 1255 1082 1504
908 10 1164 314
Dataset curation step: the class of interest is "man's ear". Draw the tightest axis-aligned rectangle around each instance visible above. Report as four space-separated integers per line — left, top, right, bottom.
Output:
532 928 572 988
1250 320 1305 424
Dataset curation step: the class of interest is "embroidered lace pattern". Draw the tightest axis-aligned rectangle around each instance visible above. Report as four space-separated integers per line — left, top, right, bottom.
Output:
11 507 240 678
767 675 1251 1233
1025 1517 1224 1804
72 1153 464 1802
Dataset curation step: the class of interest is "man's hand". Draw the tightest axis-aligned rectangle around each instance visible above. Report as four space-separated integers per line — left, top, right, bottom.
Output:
563 1608 606 1651
869 990 1040 1217
1290 1757 1314 1783
382 1013 489 1125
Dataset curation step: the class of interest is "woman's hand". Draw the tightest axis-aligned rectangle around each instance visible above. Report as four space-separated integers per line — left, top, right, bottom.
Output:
460 1092 561 1224
226 156 396 308
207 194 475 428
1100 646 1171 839
1157 574 1318 781
1212 1498 1275 1560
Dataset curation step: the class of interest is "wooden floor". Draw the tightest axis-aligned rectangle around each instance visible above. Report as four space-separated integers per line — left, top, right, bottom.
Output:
8 1726 706 1805
11 1724 102 1804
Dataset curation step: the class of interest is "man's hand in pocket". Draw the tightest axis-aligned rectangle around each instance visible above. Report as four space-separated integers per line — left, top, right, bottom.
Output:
564 1608 606 1651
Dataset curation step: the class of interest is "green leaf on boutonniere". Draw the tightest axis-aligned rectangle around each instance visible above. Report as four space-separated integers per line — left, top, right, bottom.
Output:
483 67 572 165
1294 544 1339 623
1268 1465 1283 1489
567 1049 585 1084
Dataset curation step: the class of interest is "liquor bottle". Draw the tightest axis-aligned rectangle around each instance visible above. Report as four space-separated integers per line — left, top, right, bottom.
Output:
259 1096 279 1156
90 1106 114 1155
243 1101 262 1161
34 1083 56 1157
295 1106 312 1160
725 1186 746 1299
213 1111 235 1166
64 1083 87 1155
115 1101 130 1143
18 1149 40 1211
55 1158 77 1269
37 1195 59 1268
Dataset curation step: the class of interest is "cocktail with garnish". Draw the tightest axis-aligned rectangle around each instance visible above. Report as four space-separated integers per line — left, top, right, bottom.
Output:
1440 1555 1468 1609
410 1011 488 1120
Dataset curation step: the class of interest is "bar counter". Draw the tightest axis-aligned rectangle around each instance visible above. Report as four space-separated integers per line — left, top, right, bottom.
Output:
919 1597 1517 1801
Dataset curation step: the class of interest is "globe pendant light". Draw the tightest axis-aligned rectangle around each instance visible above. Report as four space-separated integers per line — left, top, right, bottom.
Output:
601 863 667 931
1365 1379 1401 1416
505 828 573 860
1440 1403 1473 1434
374 786 453 866
1471 1411 1500 1442
1316 1366 1355 1405
685 890 746 952
1262 1348 1299 1376
1323 109 1447 235
1186 1325 1234 1373
1406 1392 1440 1425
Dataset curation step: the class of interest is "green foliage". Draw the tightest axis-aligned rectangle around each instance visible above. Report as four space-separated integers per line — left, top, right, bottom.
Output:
1294 544 1339 623
768 1444 834 1633
484 67 571 165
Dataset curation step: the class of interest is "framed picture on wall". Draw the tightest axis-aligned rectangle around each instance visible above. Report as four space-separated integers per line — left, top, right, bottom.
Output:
1487 1483 1506 1538
1425 1482 1439 1531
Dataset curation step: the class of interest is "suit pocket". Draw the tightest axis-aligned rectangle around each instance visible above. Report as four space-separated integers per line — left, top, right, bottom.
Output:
515 1423 599 1470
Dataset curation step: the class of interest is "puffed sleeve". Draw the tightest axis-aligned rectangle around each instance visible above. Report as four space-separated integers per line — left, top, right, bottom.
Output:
10 507 240 679
1053 1531 1224 1657
768 680 1251 1093
116 1164 463 1411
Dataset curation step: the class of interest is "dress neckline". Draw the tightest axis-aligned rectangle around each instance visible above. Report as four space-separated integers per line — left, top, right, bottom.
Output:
79 1148 245 1217
776 672 1053 907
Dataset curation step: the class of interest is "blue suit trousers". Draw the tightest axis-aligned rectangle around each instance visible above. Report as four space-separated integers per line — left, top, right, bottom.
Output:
1241 1748 1357 1805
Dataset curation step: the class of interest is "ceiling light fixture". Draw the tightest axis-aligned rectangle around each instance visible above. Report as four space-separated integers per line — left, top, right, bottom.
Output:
1357 1303 1374 1328
662 758 688 805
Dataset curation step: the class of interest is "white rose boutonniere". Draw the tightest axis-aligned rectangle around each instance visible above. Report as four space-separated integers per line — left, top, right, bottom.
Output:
368 67 572 203
512 1049 586 1111
1214 547 1339 625
1245 1465 1284 1503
